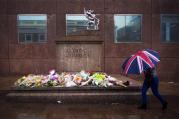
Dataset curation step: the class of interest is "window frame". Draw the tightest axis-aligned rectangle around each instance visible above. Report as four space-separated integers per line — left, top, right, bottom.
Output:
17 14 48 44
114 14 143 43
160 14 179 43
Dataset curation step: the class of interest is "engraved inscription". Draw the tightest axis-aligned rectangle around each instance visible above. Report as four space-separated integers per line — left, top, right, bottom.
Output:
64 48 90 58
57 43 102 72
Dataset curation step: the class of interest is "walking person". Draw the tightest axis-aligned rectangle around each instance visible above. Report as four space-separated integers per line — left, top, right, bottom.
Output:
122 49 168 110
138 68 168 110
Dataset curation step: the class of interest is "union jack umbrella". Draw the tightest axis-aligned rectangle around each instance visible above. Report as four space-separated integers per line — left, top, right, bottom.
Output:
122 49 160 74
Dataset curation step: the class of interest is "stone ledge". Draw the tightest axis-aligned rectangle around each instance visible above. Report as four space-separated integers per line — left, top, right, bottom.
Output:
6 92 140 104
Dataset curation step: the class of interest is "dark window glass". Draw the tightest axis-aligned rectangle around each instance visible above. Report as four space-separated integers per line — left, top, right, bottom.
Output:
39 34 46 42
161 15 179 42
19 33 25 42
25 34 32 42
114 15 142 43
17 15 47 43
32 33 39 42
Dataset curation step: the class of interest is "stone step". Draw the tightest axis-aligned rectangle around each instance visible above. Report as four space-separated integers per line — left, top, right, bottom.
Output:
6 86 141 104
10 86 141 92
6 92 140 104
5 86 178 104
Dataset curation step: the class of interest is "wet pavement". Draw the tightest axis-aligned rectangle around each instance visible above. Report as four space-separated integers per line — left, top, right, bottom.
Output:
0 76 179 119
0 100 179 119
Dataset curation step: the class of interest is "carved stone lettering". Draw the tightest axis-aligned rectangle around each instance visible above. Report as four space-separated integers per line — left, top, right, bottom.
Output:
57 44 103 72
64 48 90 58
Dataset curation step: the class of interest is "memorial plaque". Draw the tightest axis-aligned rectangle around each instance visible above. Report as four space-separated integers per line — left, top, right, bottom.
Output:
57 43 103 72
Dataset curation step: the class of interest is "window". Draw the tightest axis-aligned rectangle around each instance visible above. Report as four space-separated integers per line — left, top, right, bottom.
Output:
17 14 47 43
66 14 89 35
114 15 142 43
25 34 32 42
161 14 179 42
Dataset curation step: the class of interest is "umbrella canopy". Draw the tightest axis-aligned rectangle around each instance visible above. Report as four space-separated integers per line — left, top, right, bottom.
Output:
122 49 160 74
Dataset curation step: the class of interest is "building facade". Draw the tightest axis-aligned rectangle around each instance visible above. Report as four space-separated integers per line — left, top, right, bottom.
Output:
0 0 179 82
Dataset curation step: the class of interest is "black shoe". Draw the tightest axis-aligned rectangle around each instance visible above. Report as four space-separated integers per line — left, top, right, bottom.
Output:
162 102 168 110
138 104 147 110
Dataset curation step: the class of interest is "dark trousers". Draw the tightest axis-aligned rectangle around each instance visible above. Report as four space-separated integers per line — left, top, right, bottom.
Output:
141 76 166 105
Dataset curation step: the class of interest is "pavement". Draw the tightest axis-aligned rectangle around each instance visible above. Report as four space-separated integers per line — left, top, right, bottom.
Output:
0 75 179 119
0 99 179 119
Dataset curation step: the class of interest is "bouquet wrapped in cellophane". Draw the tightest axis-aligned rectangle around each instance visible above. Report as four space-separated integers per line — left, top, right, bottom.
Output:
14 70 129 88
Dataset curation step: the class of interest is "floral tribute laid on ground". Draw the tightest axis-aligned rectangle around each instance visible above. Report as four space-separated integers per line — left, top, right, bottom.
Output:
14 70 129 88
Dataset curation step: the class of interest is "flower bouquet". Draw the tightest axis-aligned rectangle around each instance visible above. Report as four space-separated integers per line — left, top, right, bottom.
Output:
14 70 129 88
